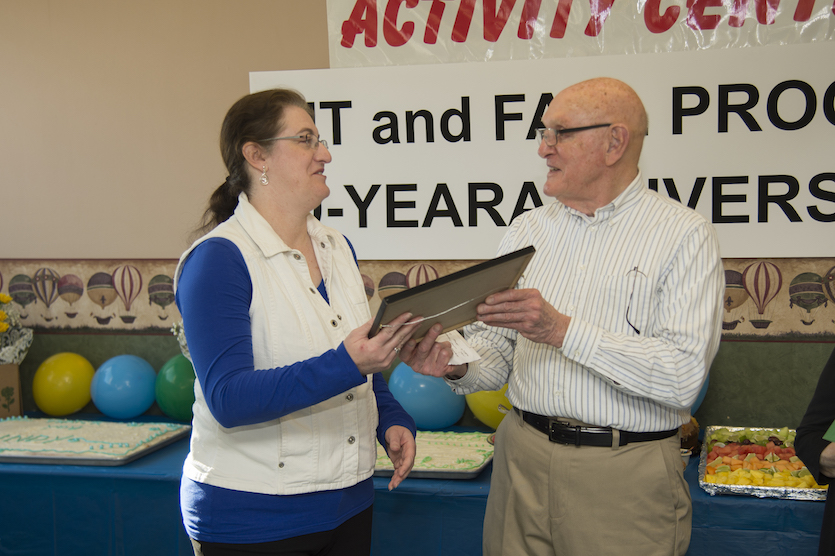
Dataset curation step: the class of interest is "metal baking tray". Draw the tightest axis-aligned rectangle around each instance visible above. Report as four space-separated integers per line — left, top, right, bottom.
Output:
0 423 190 467
374 456 492 479
698 426 828 501
374 431 494 479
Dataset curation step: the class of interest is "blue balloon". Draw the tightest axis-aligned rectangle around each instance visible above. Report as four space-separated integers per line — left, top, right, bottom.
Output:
691 375 710 414
388 362 465 430
91 355 157 419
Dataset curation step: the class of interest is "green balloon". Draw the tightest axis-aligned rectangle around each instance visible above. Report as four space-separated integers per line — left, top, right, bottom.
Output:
155 354 196 421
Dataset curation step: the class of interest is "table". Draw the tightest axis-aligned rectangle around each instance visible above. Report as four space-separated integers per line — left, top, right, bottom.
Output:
371 465 491 555
685 457 827 555
0 440 826 555
371 457 828 556
0 437 192 556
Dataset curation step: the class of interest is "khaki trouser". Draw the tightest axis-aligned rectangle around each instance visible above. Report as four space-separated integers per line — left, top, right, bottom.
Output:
483 408 690 556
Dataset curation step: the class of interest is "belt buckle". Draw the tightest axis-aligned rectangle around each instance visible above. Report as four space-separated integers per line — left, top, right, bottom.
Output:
547 419 577 445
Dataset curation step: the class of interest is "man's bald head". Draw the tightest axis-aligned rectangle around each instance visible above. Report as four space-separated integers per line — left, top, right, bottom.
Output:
556 77 648 163
538 78 649 214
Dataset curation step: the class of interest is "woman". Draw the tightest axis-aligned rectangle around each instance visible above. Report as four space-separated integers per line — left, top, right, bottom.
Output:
174 89 419 556
796 347 835 556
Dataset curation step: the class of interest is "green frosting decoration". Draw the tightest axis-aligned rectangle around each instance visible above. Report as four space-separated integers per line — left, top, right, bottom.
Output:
376 430 493 473
0 416 188 459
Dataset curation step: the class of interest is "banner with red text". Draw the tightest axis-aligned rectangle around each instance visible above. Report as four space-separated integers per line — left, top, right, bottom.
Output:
328 0 834 68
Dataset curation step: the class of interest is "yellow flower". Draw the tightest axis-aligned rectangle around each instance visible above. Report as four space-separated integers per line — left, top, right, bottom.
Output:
0 293 11 304
0 310 6 322
0 321 8 334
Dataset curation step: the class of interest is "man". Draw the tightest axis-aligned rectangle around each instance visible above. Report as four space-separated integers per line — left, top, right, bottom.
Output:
401 77 724 556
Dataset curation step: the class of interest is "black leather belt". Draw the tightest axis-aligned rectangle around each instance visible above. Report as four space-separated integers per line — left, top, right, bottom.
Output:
515 408 678 447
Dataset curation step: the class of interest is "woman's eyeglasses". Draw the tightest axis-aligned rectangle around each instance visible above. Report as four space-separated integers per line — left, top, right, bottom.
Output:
263 134 329 150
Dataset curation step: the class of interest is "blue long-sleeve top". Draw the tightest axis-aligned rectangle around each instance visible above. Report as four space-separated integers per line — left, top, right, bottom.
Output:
176 237 415 544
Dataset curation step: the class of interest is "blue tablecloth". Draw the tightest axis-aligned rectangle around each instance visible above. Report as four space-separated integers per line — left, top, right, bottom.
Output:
0 436 193 556
371 465 492 555
370 456 828 556
685 457 826 555
0 439 827 556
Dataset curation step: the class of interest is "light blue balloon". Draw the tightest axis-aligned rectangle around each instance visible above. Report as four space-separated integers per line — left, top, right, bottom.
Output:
388 362 465 430
91 355 157 419
691 375 710 414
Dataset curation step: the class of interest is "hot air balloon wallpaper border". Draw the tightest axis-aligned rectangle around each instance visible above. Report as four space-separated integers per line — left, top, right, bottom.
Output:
0 257 833 338
716 258 835 338
360 258 835 340
0 260 181 331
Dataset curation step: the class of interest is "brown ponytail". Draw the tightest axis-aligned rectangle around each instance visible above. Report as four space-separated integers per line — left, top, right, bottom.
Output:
195 89 313 235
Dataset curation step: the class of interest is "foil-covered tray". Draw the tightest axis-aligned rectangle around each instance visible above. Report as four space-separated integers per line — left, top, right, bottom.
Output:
698 426 828 501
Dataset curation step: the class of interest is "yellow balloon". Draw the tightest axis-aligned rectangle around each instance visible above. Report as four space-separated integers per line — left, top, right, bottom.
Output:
32 352 95 416
465 384 513 430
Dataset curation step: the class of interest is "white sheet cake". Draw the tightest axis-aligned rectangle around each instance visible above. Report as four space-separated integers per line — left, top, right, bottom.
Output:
0 416 190 462
376 430 494 474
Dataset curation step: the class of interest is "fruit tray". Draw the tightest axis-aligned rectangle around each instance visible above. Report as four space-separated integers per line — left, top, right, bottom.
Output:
698 426 828 501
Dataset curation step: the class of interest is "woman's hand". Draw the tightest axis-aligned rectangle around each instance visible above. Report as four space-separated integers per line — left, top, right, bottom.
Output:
384 425 416 490
344 312 419 376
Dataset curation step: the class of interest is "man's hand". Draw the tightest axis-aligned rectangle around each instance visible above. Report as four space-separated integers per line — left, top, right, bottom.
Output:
398 323 461 378
384 425 416 490
475 288 570 348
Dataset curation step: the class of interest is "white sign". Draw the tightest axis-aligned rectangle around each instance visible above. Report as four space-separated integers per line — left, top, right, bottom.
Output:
252 41 835 260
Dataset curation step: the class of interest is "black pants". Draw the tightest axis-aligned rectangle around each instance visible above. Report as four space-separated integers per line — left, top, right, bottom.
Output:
191 506 373 556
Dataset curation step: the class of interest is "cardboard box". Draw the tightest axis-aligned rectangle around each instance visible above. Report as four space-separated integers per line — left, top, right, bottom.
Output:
0 364 22 418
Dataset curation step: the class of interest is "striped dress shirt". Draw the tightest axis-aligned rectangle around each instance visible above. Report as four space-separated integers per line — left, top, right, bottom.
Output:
454 173 725 433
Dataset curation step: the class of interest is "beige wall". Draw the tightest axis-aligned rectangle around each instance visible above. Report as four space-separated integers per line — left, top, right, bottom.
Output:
0 0 328 259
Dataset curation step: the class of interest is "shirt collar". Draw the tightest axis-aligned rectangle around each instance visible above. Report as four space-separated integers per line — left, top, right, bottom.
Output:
233 192 334 258
564 171 644 225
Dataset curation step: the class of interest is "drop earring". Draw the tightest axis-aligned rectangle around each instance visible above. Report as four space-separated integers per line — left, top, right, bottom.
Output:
260 166 269 185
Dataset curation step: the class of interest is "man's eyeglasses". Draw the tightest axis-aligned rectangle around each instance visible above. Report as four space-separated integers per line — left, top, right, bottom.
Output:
537 124 611 147
263 134 329 150
625 266 647 335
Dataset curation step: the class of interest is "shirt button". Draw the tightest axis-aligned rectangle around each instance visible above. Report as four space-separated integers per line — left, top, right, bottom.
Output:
320 242 326 248
310 287 316 294
278 462 285 469
293 253 301 260
346 393 354 401
337 314 342 320
331 320 338 327
348 436 356 444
